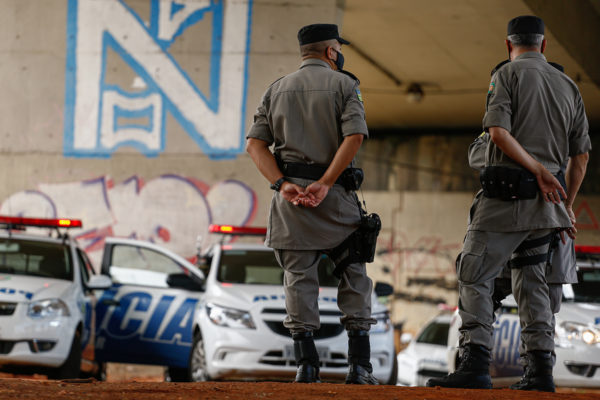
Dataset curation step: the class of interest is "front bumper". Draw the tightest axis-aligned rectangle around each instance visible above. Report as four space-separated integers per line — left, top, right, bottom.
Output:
201 319 395 382
554 344 600 387
0 311 76 368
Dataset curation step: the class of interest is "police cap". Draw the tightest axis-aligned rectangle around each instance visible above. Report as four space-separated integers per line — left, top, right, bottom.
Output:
507 15 544 35
297 23 350 46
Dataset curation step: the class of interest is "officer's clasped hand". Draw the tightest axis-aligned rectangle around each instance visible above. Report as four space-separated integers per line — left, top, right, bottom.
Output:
280 181 329 208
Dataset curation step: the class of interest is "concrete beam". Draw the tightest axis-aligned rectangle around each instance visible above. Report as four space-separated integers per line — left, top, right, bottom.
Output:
524 0 600 88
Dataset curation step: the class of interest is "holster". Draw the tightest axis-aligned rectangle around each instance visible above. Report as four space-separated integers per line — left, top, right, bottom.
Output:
275 154 363 191
329 212 381 278
480 166 566 201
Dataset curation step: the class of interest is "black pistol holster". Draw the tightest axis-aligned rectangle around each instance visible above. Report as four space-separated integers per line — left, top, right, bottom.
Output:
480 166 566 201
329 210 381 278
275 154 364 191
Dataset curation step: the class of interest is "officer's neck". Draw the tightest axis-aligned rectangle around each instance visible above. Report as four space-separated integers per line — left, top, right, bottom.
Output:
302 55 338 70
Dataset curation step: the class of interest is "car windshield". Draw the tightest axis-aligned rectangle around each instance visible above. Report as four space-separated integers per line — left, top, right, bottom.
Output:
0 239 72 280
416 321 449 346
573 268 600 303
217 250 339 287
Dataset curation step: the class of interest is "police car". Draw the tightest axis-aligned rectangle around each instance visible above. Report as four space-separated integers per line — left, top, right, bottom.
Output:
0 216 112 379
95 224 397 383
446 245 600 388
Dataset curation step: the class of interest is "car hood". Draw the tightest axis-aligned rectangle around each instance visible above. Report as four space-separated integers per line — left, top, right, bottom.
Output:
411 342 448 368
558 301 600 326
206 283 341 312
0 274 71 302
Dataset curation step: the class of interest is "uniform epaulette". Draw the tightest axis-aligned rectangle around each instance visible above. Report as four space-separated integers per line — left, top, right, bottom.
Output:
548 62 564 73
339 70 360 85
490 59 510 76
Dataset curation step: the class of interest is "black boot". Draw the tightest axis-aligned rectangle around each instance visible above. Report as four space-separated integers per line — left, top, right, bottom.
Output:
345 330 378 385
292 332 321 383
426 344 492 389
510 351 555 392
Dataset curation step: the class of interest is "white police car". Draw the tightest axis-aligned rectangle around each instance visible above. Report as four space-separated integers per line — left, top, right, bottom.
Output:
95 225 397 383
0 216 112 379
446 245 600 388
396 312 451 386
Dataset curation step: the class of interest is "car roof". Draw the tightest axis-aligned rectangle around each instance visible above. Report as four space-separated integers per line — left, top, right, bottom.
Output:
0 230 72 245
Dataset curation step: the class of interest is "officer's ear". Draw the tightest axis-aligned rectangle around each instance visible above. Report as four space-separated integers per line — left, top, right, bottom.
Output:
541 39 547 54
326 46 336 60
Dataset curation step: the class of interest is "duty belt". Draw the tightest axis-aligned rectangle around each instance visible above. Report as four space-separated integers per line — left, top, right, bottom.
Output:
275 155 363 191
480 166 566 201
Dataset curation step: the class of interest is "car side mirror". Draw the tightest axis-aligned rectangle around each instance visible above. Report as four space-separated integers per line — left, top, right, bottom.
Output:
166 273 204 291
87 274 113 290
374 281 394 297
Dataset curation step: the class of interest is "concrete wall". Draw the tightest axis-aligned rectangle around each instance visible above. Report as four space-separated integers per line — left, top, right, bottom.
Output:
0 0 598 332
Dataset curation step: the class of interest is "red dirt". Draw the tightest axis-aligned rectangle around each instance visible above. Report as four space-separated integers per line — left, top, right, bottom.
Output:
0 379 599 400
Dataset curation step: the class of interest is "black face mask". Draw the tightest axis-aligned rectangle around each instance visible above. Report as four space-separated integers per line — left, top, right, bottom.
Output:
331 49 344 71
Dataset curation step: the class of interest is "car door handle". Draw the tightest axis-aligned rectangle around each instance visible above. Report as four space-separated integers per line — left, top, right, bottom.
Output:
101 299 121 307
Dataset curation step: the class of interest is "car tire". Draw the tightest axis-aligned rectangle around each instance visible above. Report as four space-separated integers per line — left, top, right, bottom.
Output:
386 354 398 385
189 332 211 382
48 329 82 380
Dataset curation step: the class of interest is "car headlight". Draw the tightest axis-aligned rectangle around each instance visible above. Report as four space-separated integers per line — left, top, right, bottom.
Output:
206 303 255 329
557 321 600 346
371 311 391 334
27 299 70 319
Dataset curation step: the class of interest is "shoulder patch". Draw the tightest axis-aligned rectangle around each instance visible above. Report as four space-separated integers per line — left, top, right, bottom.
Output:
339 70 360 84
488 81 495 94
355 87 363 103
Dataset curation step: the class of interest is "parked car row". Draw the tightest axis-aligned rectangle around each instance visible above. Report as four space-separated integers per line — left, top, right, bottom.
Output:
0 217 397 383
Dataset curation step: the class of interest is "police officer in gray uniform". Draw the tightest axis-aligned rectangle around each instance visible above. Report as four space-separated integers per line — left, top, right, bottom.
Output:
246 23 377 384
428 15 590 391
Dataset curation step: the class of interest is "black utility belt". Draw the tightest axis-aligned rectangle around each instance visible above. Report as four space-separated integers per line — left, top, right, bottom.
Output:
480 166 566 201
277 159 364 191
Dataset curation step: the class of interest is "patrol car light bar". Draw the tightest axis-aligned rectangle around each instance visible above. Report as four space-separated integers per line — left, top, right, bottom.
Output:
209 224 267 236
0 216 82 229
575 245 600 255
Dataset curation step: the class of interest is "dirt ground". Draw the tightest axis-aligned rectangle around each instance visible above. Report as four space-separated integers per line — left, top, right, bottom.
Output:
1 364 600 400
1 378 600 400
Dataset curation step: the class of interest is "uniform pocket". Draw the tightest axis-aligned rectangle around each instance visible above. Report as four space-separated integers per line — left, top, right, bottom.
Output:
457 237 487 284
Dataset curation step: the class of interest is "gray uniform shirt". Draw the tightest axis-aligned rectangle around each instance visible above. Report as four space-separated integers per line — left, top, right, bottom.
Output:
247 58 368 249
469 52 591 232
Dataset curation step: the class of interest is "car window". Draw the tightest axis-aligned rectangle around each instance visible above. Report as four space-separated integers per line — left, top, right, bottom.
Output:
573 268 600 303
416 321 450 346
109 245 183 287
77 249 95 285
217 250 339 287
0 239 72 280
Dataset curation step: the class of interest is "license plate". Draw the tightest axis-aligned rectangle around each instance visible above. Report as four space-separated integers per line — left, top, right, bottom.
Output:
284 344 330 361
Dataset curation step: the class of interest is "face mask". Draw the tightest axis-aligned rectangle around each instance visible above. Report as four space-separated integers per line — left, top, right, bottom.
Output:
330 48 344 71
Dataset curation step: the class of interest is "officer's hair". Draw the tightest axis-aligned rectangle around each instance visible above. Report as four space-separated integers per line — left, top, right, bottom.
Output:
507 33 544 49
300 39 338 57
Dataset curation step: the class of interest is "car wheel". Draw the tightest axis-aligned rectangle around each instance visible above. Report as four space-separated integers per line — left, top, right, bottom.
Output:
48 329 82 380
386 354 398 385
189 333 210 382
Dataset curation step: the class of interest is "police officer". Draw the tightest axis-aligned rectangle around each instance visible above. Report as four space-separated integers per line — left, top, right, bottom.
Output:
246 23 377 384
427 15 590 391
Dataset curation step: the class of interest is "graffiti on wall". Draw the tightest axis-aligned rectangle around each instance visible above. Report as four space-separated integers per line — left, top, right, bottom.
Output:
0 176 257 264
64 0 253 158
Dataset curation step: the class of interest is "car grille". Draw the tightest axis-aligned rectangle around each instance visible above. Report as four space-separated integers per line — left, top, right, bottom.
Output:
259 350 348 369
565 362 600 378
264 321 345 340
0 302 16 316
0 341 16 355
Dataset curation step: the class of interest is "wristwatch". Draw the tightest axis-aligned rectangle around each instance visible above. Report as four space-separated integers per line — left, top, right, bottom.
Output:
270 177 286 192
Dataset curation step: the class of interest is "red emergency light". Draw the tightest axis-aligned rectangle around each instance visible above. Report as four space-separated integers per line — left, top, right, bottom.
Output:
0 216 82 229
575 245 600 255
209 224 267 236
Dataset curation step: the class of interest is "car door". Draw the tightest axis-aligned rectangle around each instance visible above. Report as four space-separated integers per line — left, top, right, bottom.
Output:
94 239 204 368
76 249 98 366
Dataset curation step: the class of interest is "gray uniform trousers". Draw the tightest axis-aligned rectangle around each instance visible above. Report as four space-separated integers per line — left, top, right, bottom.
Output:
458 229 555 353
274 249 376 334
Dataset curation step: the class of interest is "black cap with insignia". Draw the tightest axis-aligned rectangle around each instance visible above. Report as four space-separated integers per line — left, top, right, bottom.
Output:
507 15 544 35
297 23 350 46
